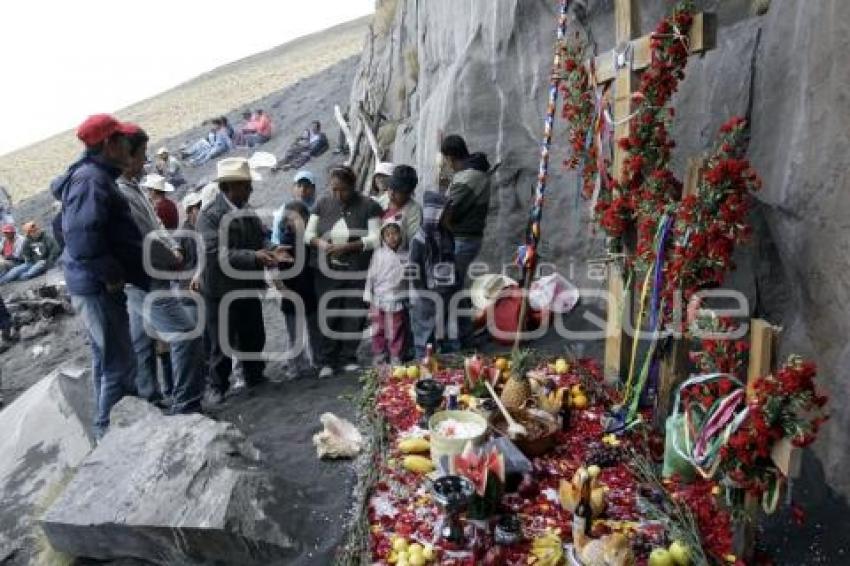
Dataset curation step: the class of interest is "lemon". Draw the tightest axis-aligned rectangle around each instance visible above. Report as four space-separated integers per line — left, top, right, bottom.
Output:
406 365 421 380
393 366 407 379
572 394 588 409
554 358 569 374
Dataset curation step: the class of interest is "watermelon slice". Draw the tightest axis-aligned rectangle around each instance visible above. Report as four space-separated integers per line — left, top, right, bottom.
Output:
452 442 506 496
464 354 485 389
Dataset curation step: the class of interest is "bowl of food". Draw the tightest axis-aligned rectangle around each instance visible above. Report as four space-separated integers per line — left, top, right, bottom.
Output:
428 410 488 468
491 408 558 457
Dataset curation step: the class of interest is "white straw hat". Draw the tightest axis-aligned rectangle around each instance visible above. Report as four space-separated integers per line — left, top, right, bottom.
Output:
182 192 203 210
140 173 175 193
214 157 261 182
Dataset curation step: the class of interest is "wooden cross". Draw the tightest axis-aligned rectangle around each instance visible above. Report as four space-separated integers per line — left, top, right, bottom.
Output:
731 318 801 560
594 0 716 384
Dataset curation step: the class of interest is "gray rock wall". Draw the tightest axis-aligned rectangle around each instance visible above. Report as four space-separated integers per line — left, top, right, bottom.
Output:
346 0 850 500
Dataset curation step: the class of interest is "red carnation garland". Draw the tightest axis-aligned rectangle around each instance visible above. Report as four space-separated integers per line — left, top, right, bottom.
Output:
720 355 829 497
559 33 602 198
664 116 763 308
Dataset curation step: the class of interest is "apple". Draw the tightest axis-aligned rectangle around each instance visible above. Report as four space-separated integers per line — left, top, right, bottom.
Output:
649 548 675 566
668 540 692 566
392 537 409 553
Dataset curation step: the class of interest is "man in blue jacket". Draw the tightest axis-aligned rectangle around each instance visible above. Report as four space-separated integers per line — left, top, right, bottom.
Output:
51 114 147 439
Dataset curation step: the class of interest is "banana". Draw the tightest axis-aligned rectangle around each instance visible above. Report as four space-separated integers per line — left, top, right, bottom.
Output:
531 530 564 566
538 387 567 414
402 455 435 473
398 438 431 454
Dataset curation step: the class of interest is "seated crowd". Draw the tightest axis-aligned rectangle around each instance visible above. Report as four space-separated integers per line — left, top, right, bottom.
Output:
44 112 492 442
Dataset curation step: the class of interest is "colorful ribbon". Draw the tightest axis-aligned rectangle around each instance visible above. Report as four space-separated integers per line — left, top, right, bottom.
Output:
515 0 569 274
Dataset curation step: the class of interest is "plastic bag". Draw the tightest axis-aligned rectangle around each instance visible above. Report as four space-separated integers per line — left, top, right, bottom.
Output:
662 413 696 482
529 273 579 314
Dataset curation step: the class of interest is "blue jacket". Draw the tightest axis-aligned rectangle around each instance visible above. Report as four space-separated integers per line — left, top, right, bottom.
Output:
50 153 149 295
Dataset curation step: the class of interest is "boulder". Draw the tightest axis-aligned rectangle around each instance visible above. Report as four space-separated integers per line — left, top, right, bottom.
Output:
41 397 298 565
0 367 93 563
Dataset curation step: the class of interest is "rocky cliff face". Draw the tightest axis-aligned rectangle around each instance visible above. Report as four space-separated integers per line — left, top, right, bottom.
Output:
345 0 850 502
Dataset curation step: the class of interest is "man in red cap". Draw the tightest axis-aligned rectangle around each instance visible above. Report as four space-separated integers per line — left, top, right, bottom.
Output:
50 113 148 439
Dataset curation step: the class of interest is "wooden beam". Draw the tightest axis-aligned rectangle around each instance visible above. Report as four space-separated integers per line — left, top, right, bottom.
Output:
746 318 776 397
683 156 706 198
654 339 689 428
604 258 631 383
594 12 717 84
736 318 784 561
615 0 637 44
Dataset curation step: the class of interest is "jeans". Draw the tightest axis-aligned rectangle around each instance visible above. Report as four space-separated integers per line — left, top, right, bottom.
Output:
72 289 137 436
245 133 271 147
411 290 458 358
126 285 204 413
0 260 47 284
453 237 483 343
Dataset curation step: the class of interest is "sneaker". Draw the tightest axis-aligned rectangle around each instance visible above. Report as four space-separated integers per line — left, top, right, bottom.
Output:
343 363 360 373
318 366 334 379
205 389 226 406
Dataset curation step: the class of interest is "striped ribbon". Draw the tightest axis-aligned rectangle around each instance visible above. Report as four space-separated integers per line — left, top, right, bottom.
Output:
516 0 570 272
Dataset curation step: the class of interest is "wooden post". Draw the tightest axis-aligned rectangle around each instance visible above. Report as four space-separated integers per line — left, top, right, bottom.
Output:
595 2 716 383
732 318 782 561
602 0 639 383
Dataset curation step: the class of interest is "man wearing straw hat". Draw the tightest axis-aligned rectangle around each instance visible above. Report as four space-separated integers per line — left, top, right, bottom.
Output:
194 157 291 404
141 174 180 230
152 146 185 187
50 113 146 438
117 128 205 414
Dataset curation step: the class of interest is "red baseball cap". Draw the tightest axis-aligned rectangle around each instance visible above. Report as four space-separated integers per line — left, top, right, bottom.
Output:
1 224 15 234
76 114 139 147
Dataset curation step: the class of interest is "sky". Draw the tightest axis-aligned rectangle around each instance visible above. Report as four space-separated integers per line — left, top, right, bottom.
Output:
0 0 374 156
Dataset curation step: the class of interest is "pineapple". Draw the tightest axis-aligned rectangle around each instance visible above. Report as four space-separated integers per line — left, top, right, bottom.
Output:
501 348 534 410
